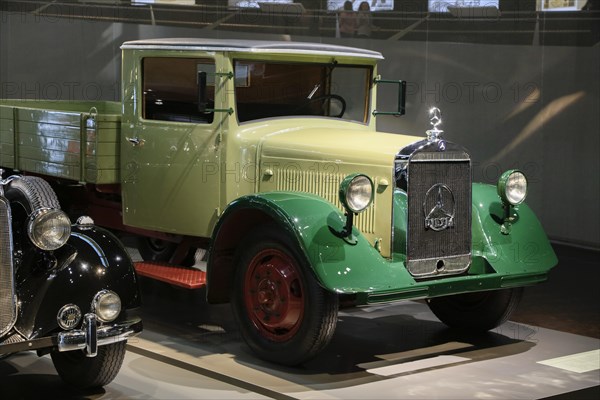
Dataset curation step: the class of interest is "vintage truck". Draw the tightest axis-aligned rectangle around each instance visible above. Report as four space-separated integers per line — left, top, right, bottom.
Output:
0 38 557 366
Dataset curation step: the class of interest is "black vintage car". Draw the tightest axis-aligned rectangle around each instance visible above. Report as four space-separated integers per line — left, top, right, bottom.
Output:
0 174 142 388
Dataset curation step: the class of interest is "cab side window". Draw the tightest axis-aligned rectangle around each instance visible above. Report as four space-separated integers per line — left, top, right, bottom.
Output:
142 57 215 124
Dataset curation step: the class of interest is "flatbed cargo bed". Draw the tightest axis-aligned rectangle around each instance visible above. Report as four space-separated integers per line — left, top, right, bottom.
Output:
0 100 121 184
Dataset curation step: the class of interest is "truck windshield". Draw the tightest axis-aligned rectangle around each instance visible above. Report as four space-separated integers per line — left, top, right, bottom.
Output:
234 60 372 124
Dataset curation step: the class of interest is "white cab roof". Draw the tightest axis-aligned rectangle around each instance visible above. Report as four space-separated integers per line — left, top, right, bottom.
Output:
121 38 383 60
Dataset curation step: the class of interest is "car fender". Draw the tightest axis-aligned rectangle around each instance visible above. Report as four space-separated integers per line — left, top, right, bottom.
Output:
471 183 558 276
207 192 395 303
15 225 141 339
393 184 558 276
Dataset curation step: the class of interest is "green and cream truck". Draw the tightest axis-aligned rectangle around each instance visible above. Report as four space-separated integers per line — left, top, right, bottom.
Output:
0 38 557 365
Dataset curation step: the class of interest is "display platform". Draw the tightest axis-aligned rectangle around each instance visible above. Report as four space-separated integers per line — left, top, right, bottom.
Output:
1 296 598 399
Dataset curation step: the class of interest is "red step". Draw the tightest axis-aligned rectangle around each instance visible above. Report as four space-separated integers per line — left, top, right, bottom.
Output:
134 261 206 289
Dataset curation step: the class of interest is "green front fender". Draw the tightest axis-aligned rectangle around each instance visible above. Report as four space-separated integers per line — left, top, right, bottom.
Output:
471 183 558 276
208 192 411 299
208 187 558 304
392 183 558 276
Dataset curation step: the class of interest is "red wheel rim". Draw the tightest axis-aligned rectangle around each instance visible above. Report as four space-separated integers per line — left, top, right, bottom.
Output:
243 248 305 342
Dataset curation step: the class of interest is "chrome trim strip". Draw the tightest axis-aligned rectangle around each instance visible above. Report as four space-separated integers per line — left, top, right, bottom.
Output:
409 157 471 162
0 197 17 336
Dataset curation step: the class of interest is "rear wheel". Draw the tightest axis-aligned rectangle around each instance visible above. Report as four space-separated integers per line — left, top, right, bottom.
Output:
136 237 177 262
427 288 524 332
51 342 127 389
231 226 338 365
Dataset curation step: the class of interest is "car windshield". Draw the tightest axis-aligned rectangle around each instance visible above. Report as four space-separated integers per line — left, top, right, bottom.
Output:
234 60 372 124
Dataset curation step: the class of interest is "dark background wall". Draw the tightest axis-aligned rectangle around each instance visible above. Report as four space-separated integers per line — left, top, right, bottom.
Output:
1 9 598 249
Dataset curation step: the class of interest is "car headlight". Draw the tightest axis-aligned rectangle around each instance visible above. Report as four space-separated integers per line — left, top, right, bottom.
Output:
498 170 527 205
92 290 121 323
339 174 374 213
27 209 71 250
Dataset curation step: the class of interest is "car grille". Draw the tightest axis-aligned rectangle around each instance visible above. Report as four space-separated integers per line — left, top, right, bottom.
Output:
404 141 472 278
0 196 17 336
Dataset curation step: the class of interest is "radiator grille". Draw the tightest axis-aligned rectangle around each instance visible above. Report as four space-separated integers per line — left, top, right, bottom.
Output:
275 169 376 234
406 156 471 277
0 197 17 335
1 332 24 345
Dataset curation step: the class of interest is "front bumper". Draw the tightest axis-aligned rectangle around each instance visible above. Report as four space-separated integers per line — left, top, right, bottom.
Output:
357 267 550 305
57 314 142 356
0 315 142 356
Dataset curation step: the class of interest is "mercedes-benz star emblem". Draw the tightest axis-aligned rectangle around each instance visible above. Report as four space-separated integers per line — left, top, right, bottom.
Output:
424 183 455 231
429 107 442 130
426 107 444 141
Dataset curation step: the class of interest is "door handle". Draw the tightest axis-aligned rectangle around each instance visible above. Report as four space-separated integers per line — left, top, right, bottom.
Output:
126 137 145 147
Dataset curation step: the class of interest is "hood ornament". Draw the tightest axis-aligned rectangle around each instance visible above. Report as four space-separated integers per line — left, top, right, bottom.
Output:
426 107 444 142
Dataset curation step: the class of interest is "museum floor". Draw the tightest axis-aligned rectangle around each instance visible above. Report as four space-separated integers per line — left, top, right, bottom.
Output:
1 243 598 399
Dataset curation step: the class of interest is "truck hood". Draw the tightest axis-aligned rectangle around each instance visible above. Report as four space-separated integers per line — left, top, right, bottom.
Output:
257 124 423 167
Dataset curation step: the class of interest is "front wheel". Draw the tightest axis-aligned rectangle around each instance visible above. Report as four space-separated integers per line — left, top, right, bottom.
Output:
231 227 338 366
426 288 524 332
51 342 127 389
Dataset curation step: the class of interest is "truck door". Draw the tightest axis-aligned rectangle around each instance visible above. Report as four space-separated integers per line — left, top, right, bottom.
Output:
121 56 222 238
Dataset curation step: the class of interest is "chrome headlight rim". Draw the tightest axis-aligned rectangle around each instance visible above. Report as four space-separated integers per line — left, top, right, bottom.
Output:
339 173 374 214
91 290 122 323
498 169 528 206
57 304 82 330
27 208 72 251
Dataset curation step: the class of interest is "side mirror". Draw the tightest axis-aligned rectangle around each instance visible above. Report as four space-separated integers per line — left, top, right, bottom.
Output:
372 77 406 117
198 71 208 113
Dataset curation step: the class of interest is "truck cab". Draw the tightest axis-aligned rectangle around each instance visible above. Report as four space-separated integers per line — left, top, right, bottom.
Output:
119 39 392 241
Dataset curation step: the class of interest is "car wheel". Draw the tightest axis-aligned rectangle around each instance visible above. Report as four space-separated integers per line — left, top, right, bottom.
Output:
427 288 524 332
51 342 127 389
231 226 338 366
136 236 177 262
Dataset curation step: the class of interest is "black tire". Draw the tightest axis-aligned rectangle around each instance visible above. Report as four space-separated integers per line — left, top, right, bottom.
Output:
231 226 338 366
51 342 127 389
136 236 177 262
427 288 524 332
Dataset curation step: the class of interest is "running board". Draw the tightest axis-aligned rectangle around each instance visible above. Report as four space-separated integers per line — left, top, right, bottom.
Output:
134 262 206 289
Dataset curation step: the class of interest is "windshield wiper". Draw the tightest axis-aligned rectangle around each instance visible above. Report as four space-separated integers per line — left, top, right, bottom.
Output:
306 60 338 99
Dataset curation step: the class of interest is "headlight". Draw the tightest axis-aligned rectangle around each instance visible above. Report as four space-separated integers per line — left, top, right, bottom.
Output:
339 174 374 213
498 170 527 205
92 290 121 323
27 209 71 250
